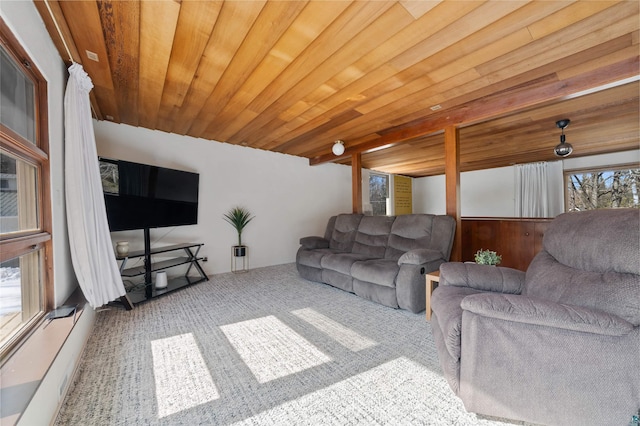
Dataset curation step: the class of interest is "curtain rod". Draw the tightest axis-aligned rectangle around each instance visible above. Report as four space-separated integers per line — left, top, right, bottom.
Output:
44 0 74 63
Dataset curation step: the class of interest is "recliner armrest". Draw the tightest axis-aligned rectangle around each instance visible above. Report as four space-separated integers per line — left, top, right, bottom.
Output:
397 248 442 265
440 262 524 294
299 236 329 249
461 293 634 336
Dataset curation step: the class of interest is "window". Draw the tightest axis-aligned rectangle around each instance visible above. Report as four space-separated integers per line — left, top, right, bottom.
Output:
0 22 52 360
369 173 389 216
564 165 640 211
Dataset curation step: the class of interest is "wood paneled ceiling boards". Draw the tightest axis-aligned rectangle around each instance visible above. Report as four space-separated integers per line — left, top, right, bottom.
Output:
36 0 639 177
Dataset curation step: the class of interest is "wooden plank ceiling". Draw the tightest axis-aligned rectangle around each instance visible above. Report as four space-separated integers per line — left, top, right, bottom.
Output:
35 0 639 177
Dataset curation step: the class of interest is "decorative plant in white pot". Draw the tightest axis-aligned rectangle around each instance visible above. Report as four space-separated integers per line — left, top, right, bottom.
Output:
223 206 254 257
474 249 502 266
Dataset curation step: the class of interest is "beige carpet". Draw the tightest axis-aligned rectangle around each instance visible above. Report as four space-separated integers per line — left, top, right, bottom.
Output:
55 263 525 425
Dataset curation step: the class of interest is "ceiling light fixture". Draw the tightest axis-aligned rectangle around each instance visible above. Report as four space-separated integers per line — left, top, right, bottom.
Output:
332 139 345 156
554 119 573 157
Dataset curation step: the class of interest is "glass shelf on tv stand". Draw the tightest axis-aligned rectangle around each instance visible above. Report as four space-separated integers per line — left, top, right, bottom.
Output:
116 243 209 305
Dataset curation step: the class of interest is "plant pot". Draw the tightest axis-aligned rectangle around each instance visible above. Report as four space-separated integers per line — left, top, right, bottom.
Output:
231 245 249 273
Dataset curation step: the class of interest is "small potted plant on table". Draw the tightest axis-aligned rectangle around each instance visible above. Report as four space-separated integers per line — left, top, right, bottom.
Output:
474 249 502 266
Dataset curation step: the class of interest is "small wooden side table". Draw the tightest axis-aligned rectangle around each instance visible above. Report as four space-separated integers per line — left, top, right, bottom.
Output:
425 270 440 321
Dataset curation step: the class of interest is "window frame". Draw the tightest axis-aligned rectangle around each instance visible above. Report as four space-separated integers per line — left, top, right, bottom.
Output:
563 163 640 212
0 18 53 361
369 172 390 216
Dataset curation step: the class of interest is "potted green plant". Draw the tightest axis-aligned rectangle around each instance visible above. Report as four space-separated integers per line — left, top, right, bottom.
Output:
474 249 502 266
223 206 254 257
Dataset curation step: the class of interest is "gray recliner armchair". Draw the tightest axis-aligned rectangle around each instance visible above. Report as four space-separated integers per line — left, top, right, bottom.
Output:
430 208 640 425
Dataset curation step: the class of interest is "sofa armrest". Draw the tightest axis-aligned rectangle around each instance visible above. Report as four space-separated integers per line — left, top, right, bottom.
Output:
397 248 442 265
461 293 634 336
439 262 525 294
299 236 329 249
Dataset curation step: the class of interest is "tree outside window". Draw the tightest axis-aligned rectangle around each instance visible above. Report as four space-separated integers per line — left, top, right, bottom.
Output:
565 167 639 211
369 173 389 216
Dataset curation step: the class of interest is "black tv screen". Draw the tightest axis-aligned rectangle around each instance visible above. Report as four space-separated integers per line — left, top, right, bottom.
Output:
99 158 199 231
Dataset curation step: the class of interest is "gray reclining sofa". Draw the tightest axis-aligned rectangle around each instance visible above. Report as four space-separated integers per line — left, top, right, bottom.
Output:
296 213 456 313
430 208 640 425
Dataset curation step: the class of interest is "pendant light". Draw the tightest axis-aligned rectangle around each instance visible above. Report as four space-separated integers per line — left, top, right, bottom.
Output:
554 119 573 157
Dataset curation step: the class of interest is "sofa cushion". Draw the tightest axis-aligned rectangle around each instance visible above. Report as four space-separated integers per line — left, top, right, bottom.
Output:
385 214 433 260
353 279 398 308
351 259 399 288
351 216 395 258
321 268 354 293
329 214 363 252
542 208 639 275
525 251 640 325
297 248 335 269
321 252 374 275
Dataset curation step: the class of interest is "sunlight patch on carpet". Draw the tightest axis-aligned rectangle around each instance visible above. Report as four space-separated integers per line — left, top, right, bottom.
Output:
150 333 219 418
230 357 473 425
292 307 377 351
221 315 331 383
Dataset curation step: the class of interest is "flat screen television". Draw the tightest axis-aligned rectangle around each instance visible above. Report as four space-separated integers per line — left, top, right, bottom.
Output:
99 157 199 231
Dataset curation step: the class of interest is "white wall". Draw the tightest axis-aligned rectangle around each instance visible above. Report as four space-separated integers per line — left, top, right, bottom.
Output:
562 150 640 171
413 150 640 217
413 166 515 216
94 121 352 275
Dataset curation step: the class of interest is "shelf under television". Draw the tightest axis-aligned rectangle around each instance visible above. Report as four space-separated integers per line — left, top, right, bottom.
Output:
116 241 209 308
125 276 208 305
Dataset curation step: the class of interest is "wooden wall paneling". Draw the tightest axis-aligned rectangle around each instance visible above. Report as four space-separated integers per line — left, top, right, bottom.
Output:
461 220 501 262
498 220 536 272
534 221 550 256
461 218 554 271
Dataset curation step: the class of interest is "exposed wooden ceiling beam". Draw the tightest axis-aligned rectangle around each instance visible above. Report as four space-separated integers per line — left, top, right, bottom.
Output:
309 57 639 166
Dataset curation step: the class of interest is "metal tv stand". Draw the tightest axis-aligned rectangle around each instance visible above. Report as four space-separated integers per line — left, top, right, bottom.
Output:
117 229 209 306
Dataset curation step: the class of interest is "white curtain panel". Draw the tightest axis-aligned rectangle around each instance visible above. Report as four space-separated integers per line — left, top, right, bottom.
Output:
64 63 125 308
515 161 564 217
515 162 549 217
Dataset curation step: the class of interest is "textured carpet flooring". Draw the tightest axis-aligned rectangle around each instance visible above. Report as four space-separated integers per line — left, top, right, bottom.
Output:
55 264 524 425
